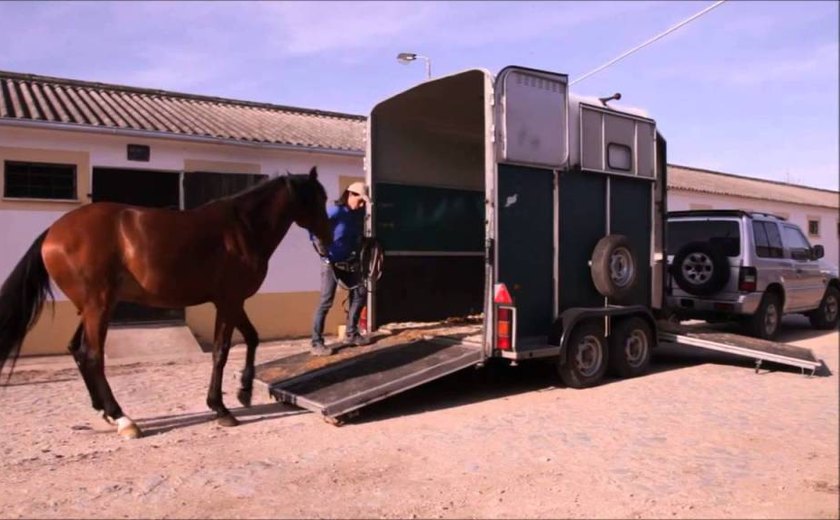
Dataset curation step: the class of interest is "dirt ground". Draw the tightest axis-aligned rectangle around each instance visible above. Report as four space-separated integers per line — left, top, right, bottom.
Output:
0 316 837 519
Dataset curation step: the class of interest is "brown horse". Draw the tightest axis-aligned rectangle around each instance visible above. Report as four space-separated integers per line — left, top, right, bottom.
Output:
0 166 332 439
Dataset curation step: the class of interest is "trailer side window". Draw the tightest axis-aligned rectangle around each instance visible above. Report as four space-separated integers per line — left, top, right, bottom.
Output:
607 143 632 172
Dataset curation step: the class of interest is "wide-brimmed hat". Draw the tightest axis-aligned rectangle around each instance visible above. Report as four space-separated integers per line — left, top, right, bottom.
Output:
346 181 370 203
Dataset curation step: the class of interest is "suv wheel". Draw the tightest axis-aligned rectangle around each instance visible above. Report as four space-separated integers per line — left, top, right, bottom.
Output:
746 292 781 340
809 286 839 330
671 241 730 296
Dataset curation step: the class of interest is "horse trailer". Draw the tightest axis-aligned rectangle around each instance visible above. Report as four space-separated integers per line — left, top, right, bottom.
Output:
256 66 822 423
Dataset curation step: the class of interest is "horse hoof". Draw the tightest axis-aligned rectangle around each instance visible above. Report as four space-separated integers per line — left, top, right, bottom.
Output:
237 389 252 408
118 423 142 439
217 414 240 427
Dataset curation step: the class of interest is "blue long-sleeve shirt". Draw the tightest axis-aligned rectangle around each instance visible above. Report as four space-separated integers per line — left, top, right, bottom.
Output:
312 204 364 263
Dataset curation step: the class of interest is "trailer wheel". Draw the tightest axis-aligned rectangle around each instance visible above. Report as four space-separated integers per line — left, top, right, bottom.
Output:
608 317 653 379
590 235 637 299
558 320 609 388
671 241 730 296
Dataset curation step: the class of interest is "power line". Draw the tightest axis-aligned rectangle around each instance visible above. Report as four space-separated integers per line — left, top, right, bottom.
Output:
570 0 727 86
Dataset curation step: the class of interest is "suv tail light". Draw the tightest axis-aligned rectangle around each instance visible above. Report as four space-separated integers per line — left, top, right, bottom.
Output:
739 266 757 292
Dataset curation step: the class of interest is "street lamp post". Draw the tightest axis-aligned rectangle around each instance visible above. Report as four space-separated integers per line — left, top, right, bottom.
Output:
396 52 431 80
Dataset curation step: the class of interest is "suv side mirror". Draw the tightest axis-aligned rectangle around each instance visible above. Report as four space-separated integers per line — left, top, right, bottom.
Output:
812 244 825 260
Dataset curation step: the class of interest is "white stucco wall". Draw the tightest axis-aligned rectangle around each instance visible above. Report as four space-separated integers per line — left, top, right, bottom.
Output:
668 187 839 267
0 125 364 300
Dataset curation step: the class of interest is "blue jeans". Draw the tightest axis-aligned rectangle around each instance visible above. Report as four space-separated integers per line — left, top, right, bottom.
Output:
311 263 367 345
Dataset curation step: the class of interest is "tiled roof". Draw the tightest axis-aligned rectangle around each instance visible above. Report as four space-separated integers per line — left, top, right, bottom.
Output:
0 70 366 153
667 164 838 209
2 71 835 206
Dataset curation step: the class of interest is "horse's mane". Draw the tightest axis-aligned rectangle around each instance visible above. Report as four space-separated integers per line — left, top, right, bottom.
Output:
226 176 287 202
207 174 305 207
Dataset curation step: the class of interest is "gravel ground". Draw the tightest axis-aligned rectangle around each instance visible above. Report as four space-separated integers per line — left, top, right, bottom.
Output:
0 316 837 519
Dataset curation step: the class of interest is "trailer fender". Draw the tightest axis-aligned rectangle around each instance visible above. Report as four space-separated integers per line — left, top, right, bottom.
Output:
556 306 657 366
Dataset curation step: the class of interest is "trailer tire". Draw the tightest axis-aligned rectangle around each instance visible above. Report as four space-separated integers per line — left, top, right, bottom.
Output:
608 317 653 379
671 241 729 296
558 320 609 389
590 235 637 299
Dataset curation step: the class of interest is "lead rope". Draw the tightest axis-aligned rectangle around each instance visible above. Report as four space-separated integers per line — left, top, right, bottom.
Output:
336 237 385 312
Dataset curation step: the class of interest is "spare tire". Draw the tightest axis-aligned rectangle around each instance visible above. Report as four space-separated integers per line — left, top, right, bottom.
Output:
590 234 637 298
671 241 730 296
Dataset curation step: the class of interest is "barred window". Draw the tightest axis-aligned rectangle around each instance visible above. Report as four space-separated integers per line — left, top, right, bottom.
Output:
807 219 820 237
4 161 77 200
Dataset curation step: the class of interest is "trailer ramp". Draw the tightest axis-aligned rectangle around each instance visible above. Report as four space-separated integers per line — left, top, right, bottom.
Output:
657 322 822 375
256 336 483 423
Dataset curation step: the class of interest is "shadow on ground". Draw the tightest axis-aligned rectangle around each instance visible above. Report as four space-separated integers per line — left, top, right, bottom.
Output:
136 402 307 436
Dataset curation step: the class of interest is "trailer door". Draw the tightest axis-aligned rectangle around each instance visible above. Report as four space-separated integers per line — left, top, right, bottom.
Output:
494 67 568 345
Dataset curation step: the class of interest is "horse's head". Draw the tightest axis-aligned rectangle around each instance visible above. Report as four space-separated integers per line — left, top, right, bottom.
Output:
287 167 332 257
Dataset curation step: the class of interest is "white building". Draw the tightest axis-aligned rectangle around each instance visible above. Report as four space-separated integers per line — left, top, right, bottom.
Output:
1 70 837 355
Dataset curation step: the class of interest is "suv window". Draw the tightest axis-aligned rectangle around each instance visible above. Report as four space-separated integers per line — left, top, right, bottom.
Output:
753 221 784 258
667 220 740 257
782 224 811 259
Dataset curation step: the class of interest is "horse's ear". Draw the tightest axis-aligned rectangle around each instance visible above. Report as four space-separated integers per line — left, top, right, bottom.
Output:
309 166 318 180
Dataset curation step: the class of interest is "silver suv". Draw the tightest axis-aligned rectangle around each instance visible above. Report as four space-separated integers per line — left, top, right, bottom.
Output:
665 210 839 339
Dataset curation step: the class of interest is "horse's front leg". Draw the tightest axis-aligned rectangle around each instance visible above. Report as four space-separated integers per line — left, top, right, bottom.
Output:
206 308 239 427
235 309 260 408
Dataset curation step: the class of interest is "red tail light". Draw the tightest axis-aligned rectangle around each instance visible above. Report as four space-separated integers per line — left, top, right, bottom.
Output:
497 307 512 350
494 283 514 305
739 266 757 292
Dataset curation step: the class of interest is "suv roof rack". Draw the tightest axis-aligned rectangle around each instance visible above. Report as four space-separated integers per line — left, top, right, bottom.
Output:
667 209 787 221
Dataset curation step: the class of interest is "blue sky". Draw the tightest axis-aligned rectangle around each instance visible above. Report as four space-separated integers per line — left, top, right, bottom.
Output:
1 0 837 190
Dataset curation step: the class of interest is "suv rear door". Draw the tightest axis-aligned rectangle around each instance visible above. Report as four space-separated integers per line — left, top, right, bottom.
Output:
750 219 792 310
781 223 824 310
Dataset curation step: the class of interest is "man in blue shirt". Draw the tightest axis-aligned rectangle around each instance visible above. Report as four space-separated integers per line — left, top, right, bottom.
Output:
310 181 371 356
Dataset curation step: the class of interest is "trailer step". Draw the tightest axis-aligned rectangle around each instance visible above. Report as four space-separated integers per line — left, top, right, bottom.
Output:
657 322 822 375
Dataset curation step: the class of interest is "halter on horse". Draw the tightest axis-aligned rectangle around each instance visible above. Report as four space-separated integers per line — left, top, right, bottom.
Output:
0 166 332 439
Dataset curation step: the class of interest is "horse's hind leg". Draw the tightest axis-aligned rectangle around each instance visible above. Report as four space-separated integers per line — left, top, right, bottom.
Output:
82 304 141 439
235 309 260 408
67 322 104 413
207 308 238 427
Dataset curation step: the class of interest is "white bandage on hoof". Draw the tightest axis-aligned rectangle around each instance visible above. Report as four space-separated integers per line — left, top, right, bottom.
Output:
116 416 134 430
116 416 141 439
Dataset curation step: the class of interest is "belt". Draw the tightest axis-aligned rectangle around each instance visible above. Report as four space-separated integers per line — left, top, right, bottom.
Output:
332 260 359 272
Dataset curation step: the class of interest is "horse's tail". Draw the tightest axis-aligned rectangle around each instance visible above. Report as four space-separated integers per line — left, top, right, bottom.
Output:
0 229 54 381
